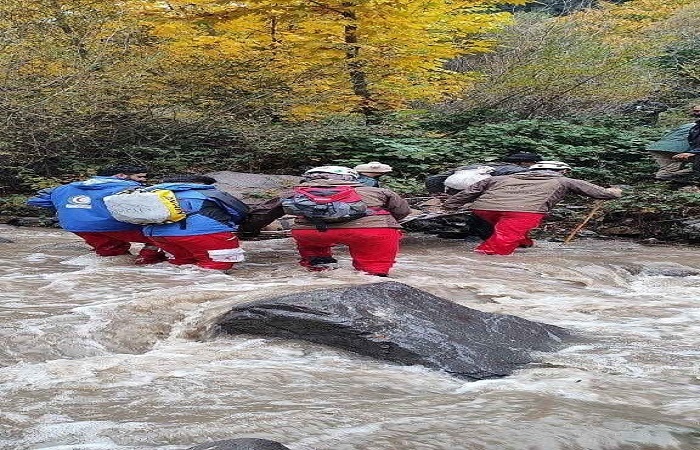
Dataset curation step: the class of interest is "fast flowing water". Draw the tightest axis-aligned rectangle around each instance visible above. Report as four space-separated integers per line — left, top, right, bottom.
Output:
0 225 698 450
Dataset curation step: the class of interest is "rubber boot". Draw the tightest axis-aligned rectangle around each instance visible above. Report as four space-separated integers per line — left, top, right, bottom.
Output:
307 256 339 271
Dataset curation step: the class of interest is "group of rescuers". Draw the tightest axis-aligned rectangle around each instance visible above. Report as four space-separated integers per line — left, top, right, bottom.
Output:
28 157 625 277
26 105 700 276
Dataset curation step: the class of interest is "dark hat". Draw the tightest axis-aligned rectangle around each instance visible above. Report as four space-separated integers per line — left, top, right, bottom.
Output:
502 152 543 163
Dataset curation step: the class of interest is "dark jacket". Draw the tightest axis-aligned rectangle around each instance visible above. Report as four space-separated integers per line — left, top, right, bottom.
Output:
356 175 381 187
688 120 700 152
646 122 695 153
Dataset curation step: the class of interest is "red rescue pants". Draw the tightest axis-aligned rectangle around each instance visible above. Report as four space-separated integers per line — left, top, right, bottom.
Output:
472 210 546 256
291 228 402 275
75 230 155 257
149 232 242 270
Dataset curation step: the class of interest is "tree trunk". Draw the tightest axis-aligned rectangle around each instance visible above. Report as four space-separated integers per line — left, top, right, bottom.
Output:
341 3 379 123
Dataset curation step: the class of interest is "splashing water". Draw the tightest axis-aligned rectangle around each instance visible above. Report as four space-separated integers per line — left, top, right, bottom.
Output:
0 226 698 450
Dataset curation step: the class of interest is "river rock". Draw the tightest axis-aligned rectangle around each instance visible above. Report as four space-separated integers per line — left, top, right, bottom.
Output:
679 217 700 241
0 237 13 243
216 282 571 380
206 171 300 202
6 217 59 227
401 212 493 240
186 439 290 450
616 263 699 277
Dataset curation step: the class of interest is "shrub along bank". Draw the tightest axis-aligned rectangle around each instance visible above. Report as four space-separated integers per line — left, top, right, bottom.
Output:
2 115 697 243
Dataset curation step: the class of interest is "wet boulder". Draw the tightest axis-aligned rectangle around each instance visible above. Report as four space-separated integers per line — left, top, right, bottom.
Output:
216 282 571 380
680 217 700 242
5 217 59 227
624 263 700 277
401 212 493 240
207 171 300 203
187 439 290 450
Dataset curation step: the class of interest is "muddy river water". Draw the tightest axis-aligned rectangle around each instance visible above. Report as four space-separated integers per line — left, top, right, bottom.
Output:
0 225 698 450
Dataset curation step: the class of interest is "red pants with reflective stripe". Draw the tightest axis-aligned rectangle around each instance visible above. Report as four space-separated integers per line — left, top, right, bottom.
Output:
472 210 546 255
150 232 241 270
75 230 155 257
291 228 402 275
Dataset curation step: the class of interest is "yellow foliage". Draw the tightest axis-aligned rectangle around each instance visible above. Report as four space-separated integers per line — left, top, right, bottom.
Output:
120 0 521 117
569 0 700 38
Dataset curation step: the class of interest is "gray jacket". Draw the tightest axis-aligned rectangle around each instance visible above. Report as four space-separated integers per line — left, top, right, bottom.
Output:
444 171 620 213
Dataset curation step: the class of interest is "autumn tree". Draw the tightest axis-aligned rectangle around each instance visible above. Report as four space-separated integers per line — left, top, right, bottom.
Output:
130 0 526 120
443 0 700 118
0 1 161 181
0 0 263 184
652 2 700 96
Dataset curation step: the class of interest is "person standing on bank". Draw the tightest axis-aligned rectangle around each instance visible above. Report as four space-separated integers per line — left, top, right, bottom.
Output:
646 105 700 182
141 175 248 272
354 161 393 187
443 161 622 255
26 165 166 264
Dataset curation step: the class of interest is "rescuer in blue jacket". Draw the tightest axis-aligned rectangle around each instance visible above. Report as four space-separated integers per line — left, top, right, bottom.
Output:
27 165 166 264
142 175 248 271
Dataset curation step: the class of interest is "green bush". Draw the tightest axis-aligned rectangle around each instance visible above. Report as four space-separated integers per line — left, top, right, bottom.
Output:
2 114 669 195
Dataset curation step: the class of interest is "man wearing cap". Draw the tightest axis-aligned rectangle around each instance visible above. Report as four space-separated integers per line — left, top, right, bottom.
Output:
443 161 622 255
354 161 393 187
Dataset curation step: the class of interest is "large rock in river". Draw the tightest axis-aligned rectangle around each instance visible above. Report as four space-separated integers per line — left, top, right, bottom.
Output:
216 282 571 380
187 438 290 450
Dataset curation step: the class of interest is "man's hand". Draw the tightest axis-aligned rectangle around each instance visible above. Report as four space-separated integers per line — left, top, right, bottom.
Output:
672 152 696 160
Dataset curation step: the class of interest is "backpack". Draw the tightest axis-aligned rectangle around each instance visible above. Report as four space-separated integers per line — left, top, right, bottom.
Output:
197 191 250 226
443 166 494 191
281 185 368 231
104 188 186 224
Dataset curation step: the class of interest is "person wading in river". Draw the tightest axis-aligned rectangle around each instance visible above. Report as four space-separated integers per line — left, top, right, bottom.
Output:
241 166 411 276
442 161 623 255
140 175 249 272
26 165 166 264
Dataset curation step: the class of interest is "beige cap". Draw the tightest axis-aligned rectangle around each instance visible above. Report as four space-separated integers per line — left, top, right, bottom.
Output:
354 161 393 173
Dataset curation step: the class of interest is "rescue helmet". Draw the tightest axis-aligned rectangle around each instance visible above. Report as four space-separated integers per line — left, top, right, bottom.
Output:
529 161 572 171
303 166 359 179
354 161 393 173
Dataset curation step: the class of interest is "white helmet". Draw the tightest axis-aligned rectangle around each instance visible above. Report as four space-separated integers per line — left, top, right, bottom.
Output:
304 166 359 179
354 161 393 173
529 161 572 171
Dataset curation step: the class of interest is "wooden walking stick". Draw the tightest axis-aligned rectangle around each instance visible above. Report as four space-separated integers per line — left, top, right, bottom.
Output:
563 200 604 244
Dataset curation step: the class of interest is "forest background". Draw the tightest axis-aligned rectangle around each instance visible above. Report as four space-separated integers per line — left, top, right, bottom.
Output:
1 0 700 240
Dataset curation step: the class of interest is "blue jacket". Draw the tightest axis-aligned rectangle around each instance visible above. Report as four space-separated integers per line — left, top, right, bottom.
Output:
142 183 240 237
26 177 143 232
